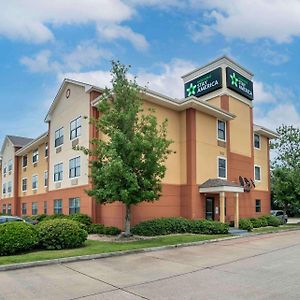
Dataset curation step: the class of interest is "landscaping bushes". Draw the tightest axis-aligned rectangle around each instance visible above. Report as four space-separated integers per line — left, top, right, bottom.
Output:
38 219 88 250
240 215 282 231
239 219 253 231
265 215 281 227
88 224 121 235
0 222 39 256
68 213 92 226
131 217 229 236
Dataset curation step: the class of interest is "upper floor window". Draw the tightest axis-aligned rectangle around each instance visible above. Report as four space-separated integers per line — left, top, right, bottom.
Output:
2 183 6 194
23 155 28 168
54 163 63 182
254 165 261 181
45 143 49 157
70 117 81 140
55 127 64 147
44 171 48 187
3 164 7 175
69 197 80 214
32 175 38 190
22 178 27 192
32 149 39 163
218 157 227 179
254 133 260 149
217 120 226 141
7 181 12 193
8 159 13 172
69 157 80 178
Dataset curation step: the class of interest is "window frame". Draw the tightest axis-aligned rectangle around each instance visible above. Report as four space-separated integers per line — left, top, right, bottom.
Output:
8 159 13 172
32 149 39 163
69 197 80 214
7 204 12 215
22 155 28 168
255 199 261 213
22 177 27 192
32 202 38 215
254 133 261 150
7 181 12 193
21 203 27 215
69 156 81 178
217 156 227 179
53 199 63 215
2 183 6 195
32 174 38 190
2 204 6 215
254 165 261 182
217 119 226 142
55 127 64 148
54 162 63 182
43 201 48 214
44 170 48 187
45 143 49 157
70 116 82 140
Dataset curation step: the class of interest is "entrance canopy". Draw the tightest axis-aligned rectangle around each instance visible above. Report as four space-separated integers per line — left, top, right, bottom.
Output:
199 178 244 194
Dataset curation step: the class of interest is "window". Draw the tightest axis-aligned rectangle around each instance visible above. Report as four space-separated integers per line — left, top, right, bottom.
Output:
45 143 48 157
69 157 80 178
255 199 261 213
54 199 63 214
21 203 27 215
54 163 63 182
32 175 38 190
217 120 226 141
2 204 6 214
7 204 12 215
22 155 28 167
69 198 80 214
8 159 13 172
32 202 38 215
70 117 81 140
22 178 27 192
55 127 64 147
44 171 48 187
43 201 48 214
254 134 260 149
218 157 227 179
32 149 39 163
2 183 6 194
7 181 12 193
254 165 261 181
3 164 7 175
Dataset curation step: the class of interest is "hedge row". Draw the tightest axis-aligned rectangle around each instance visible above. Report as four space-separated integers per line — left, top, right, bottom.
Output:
131 217 229 236
239 215 281 231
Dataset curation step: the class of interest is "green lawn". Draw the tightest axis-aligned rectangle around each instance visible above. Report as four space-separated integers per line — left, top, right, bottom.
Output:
0 234 229 266
252 224 300 233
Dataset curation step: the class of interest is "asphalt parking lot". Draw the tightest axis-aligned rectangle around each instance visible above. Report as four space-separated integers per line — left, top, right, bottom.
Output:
1 230 300 300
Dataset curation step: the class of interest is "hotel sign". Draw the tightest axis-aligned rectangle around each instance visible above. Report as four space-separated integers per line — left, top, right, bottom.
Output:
184 67 222 98
226 67 254 100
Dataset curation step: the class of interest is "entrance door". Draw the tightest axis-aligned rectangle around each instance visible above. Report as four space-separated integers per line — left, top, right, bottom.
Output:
206 197 214 220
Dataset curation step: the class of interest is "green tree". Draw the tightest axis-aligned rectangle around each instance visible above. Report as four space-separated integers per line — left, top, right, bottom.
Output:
82 61 173 236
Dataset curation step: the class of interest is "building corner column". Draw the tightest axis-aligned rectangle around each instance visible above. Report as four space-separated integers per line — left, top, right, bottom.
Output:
234 192 239 228
219 191 225 223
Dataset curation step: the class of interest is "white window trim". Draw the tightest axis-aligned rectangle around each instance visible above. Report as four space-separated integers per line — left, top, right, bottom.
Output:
45 143 49 158
254 133 261 150
217 156 227 180
69 156 81 179
32 149 39 164
32 174 38 191
70 116 82 141
254 164 261 182
216 119 226 142
22 177 28 192
53 161 64 183
44 171 48 187
55 127 64 149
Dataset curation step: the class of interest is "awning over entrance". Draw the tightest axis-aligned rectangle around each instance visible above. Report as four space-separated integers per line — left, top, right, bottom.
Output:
199 178 244 228
199 178 244 193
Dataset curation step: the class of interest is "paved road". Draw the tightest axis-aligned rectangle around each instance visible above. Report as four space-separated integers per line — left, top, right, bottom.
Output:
1 231 300 300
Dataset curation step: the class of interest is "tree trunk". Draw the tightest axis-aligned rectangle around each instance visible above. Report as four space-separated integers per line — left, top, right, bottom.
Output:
124 204 132 236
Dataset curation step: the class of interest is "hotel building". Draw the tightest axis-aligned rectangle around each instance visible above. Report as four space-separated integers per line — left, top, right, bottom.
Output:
0 56 278 228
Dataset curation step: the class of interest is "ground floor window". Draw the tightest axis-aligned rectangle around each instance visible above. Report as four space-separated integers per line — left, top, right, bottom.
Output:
256 199 261 212
22 203 27 215
69 198 80 214
7 204 11 215
2 204 6 214
43 201 47 214
54 199 63 214
32 202 38 215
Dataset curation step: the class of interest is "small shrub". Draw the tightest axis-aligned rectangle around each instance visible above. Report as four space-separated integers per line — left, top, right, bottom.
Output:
69 213 92 226
29 214 48 222
43 214 69 222
190 220 229 234
265 215 281 227
249 218 263 228
38 219 88 250
88 224 105 234
258 216 268 227
104 226 121 236
0 222 39 256
239 218 253 231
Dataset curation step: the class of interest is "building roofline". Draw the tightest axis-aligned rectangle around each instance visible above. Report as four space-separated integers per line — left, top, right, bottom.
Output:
253 124 279 139
15 132 48 156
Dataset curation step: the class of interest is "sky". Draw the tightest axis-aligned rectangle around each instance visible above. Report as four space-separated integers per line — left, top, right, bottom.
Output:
1 0 300 144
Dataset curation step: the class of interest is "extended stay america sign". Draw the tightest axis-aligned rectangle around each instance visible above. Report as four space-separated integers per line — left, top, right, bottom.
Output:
184 67 222 98
226 67 254 100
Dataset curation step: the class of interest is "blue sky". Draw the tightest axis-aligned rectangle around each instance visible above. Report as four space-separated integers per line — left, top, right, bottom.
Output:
1 0 300 144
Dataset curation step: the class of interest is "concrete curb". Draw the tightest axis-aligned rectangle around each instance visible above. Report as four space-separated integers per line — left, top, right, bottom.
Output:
1 227 300 272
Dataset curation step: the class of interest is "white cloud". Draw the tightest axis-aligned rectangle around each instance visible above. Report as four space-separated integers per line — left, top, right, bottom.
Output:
253 81 276 104
1 0 133 43
97 24 149 51
61 59 196 99
126 0 185 9
191 0 300 43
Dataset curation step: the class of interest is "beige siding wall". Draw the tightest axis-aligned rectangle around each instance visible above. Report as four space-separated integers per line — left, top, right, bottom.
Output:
196 111 227 183
254 135 269 191
18 142 48 197
48 83 90 191
1 140 15 198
